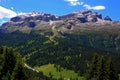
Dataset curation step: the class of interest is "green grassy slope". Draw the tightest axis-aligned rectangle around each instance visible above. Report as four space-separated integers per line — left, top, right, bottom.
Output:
34 64 85 80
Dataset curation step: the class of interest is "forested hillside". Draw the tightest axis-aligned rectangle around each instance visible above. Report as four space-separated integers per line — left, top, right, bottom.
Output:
0 46 55 80
0 30 120 80
0 10 120 80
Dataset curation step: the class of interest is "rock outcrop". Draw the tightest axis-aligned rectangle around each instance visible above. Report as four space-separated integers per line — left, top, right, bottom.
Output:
104 16 112 21
0 10 115 33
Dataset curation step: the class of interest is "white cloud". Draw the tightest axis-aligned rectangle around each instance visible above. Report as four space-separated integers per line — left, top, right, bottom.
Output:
64 0 106 10
92 6 106 10
0 6 25 25
83 4 105 10
0 6 17 19
64 0 84 6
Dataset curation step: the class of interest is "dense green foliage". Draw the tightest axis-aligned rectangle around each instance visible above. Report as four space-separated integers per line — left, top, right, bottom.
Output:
0 46 51 80
0 29 120 79
0 46 26 80
85 54 118 80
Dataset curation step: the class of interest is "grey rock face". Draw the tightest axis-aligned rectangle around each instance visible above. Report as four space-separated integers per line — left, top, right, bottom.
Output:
60 10 104 23
10 12 59 22
28 22 36 28
104 16 112 21
0 10 114 33
10 16 22 22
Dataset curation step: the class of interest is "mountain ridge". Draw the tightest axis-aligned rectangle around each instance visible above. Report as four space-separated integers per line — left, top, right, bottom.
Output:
0 10 120 77
1 10 119 33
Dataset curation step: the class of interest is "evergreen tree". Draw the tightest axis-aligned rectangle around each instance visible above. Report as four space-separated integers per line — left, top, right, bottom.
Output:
13 62 26 80
96 56 106 80
0 46 27 80
0 47 4 79
85 54 118 80
85 54 100 80
105 57 118 80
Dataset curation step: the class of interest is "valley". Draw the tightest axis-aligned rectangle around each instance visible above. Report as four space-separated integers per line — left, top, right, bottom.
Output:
0 10 120 80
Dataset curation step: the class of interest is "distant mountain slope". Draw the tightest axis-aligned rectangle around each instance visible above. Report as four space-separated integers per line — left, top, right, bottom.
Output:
0 10 119 33
0 10 120 53
0 10 120 79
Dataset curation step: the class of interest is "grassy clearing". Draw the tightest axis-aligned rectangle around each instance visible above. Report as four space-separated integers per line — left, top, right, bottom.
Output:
34 64 85 80
43 29 59 45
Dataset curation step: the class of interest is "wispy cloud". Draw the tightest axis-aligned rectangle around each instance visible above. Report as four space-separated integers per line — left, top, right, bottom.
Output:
83 4 105 10
0 6 17 19
64 0 106 10
0 6 26 25
64 0 84 6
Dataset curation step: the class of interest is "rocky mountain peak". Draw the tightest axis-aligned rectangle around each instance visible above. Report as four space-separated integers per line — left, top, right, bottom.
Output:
1 11 60 29
0 10 115 33
104 16 112 21
72 10 92 15
6 10 113 24
10 11 59 22
60 10 104 23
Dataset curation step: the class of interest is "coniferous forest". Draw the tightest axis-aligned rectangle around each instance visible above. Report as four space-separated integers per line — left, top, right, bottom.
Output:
0 30 120 80
0 9 120 80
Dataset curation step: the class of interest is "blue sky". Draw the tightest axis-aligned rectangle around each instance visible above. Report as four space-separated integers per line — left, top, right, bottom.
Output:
0 0 120 24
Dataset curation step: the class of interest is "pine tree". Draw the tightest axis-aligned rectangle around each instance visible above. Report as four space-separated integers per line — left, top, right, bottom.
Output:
85 54 118 80
2 47 16 75
85 54 100 80
0 47 4 79
96 56 106 80
105 57 118 80
13 61 26 80
0 46 27 80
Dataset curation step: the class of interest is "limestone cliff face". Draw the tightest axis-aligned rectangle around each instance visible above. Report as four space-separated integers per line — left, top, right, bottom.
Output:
0 10 117 33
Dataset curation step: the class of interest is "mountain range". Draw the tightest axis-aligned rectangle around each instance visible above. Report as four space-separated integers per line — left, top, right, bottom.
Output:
0 10 120 53
0 10 120 79
0 10 118 33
